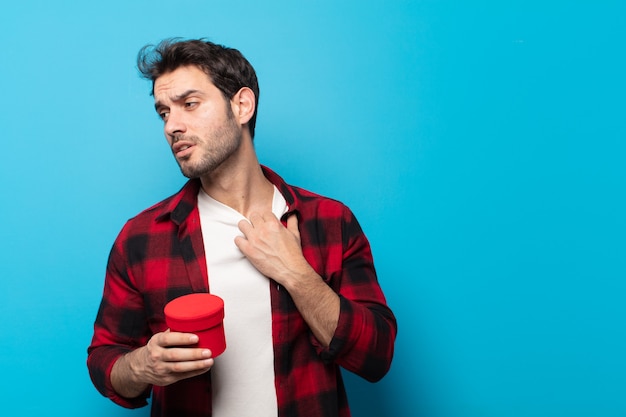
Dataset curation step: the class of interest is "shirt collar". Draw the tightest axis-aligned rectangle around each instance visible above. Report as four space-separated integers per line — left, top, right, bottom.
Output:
154 165 298 224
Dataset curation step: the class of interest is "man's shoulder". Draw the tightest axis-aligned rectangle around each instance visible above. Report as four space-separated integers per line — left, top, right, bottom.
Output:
264 166 352 217
287 182 354 220
121 179 201 232
289 183 342 204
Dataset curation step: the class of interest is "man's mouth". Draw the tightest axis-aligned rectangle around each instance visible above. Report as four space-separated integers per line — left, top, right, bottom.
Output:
173 142 195 158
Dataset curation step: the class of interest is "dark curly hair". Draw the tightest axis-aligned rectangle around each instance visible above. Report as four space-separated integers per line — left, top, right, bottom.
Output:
137 38 260 138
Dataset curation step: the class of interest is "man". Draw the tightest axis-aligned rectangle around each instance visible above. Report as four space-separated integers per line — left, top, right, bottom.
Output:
87 38 397 417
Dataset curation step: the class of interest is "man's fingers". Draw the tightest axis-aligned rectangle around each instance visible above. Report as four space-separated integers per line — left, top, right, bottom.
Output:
247 211 283 228
161 346 213 361
156 331 200 348
238 218 253 234
248 212 264 227
286 214 300 240
154 357 214 386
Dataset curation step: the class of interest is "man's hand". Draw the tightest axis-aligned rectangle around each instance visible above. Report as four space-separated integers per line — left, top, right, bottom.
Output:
235 212 340 346
111 330 213 398
235 213 315 287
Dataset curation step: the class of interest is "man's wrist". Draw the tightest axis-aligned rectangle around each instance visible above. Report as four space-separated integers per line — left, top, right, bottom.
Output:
281 266 320 293
112 348 149 398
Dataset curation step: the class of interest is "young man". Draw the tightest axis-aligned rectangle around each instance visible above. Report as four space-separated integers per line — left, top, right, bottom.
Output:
87 38 397 417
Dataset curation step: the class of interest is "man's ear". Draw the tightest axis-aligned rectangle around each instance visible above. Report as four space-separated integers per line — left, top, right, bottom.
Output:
231 87 256 126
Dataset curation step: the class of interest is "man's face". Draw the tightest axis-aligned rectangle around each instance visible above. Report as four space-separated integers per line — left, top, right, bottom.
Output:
154 65 242 179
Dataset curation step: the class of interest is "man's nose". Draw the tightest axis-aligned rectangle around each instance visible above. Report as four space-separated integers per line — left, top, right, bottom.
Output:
165 110 186 138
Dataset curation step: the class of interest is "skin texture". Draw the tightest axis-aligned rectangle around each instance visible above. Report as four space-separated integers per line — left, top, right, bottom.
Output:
111 65 340 399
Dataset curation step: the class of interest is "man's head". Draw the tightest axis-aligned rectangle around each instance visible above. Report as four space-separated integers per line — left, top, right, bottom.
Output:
137 38 260 138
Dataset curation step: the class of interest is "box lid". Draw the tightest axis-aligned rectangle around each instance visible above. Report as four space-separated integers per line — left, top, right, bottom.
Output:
164 293 225 332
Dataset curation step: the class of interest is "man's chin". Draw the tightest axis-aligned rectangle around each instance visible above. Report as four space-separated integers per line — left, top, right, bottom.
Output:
179 163 214 179
180 168 201 179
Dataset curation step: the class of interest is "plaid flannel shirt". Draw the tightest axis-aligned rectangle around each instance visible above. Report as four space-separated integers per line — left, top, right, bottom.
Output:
87 166 397 417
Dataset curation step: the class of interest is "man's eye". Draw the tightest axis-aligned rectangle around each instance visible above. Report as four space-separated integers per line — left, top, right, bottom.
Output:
185 101 198 109
159 111 169 120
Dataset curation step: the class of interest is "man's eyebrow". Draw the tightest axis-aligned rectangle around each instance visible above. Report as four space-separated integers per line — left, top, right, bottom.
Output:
154 89 203 111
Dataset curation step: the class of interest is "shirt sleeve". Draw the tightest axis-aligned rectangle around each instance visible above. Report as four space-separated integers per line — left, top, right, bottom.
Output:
86 228 152 409
315 207 397 382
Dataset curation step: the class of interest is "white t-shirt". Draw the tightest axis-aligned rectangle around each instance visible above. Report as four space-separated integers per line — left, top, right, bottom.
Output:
197 186 287 417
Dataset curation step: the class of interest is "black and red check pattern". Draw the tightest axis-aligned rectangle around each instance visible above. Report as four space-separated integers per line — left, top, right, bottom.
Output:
87 166 397 417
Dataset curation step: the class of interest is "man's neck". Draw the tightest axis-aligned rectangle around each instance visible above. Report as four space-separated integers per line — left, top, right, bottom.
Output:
199 140 274 218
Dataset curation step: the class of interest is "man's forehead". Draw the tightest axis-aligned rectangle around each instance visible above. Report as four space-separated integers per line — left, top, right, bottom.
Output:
153 67 213 101
155 65 209 85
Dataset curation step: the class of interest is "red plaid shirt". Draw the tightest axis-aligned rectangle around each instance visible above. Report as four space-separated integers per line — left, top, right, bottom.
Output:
87 166 397 417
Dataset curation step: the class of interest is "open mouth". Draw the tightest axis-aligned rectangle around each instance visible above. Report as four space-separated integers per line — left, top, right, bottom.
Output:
174 143 195 158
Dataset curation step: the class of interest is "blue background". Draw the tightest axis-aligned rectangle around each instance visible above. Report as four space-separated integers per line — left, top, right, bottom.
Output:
1 1 625 416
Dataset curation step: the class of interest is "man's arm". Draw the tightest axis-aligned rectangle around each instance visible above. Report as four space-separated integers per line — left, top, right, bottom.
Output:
236 213 339 346
236 209 396 381
88 224 215 406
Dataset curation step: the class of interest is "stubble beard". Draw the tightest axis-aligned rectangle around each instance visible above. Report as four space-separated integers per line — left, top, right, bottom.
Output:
176 112 242 179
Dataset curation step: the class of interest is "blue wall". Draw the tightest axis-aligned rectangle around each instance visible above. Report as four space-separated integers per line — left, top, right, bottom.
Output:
1 1 625 415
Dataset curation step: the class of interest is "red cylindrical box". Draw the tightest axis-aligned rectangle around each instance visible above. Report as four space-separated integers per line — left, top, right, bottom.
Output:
164 293 226 357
